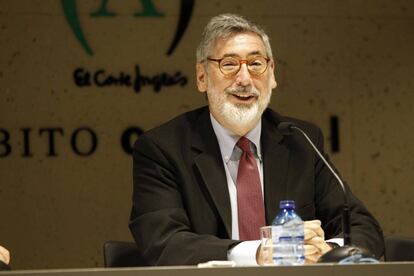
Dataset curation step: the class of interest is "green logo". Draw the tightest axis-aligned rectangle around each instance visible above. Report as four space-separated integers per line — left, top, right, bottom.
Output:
61 0 194 56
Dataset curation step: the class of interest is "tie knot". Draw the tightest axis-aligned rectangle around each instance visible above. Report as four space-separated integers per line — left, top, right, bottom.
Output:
237 136 252 153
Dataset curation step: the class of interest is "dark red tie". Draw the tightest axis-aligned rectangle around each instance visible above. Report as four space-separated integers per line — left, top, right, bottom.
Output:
236 137 266 240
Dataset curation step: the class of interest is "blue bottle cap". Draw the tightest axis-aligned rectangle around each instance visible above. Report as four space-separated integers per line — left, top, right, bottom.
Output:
280 200 295 209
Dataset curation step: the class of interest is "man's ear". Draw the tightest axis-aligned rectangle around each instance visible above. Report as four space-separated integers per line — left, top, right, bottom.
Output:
196 63 208 92
269 59 277 89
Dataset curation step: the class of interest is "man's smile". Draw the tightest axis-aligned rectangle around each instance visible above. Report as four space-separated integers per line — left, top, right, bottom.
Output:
229 93 257 104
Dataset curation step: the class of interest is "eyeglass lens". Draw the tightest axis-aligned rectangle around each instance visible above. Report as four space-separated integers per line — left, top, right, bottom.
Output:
220 56 268 75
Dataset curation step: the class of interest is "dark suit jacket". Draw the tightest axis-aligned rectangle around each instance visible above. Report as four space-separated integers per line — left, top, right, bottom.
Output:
0 261 10 271
129 106 384 265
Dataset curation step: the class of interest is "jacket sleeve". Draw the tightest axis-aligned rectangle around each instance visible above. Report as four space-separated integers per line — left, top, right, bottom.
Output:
129 134 239 266
0 261 10 271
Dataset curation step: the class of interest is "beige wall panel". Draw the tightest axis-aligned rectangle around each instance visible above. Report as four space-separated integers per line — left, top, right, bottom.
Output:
348 17 414 235
1 0 413 270
264 17 354 179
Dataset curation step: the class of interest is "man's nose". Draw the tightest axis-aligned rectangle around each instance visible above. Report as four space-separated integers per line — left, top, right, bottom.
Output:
235 63 252 86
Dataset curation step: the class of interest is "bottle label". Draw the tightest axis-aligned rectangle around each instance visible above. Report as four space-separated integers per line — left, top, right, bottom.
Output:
271 222 305 265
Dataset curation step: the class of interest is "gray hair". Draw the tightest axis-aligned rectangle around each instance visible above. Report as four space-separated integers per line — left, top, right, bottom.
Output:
196 14 273 63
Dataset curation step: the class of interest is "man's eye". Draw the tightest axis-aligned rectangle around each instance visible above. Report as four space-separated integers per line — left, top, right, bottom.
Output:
221 60 238 66
222 62 238 68
249 60 264 66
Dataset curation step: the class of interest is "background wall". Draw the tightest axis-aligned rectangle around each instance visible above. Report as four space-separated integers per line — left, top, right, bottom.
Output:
0 0 413 269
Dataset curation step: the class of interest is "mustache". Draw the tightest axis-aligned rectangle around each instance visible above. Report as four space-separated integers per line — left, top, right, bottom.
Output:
225 86 260 96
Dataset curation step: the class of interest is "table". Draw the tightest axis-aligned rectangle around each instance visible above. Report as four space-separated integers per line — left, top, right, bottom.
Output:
1 262 413 276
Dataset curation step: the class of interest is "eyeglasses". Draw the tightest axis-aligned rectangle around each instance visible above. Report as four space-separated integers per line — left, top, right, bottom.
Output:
207 56 270 76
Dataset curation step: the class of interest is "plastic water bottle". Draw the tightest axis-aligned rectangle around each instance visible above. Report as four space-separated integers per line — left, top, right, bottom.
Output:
271 200 305 265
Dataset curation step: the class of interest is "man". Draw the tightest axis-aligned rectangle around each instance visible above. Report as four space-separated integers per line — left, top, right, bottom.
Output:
129 14 384 266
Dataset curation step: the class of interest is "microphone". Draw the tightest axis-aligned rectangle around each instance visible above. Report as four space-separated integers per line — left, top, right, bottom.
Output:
277 121 374 263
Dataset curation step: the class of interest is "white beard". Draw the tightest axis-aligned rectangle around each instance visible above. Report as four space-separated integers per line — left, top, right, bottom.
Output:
221 100 260 127
207 83 272 130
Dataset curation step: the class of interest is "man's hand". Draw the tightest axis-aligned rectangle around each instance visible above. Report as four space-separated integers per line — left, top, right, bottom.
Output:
256 240 273 265
0 245 10 265
257 220 334 265
304 220 332 263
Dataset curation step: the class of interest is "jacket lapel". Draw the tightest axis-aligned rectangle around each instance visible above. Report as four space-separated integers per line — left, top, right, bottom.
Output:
189 108 291 235
261 110 290 224
191 109 232 237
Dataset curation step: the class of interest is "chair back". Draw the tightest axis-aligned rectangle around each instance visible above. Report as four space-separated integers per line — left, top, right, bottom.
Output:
385 236 414 262
103 241 144 267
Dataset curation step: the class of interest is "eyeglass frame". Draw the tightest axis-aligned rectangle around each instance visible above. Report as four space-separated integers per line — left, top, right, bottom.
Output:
206 55 271 76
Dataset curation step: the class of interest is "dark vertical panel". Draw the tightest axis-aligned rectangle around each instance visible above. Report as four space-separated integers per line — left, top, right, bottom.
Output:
330 116 340 153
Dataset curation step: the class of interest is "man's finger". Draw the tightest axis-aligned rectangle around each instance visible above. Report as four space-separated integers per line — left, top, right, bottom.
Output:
304 243 322 264
305 220 321 226
304 228 317 241
305 252 321 264
305 236 324 244
304 220 324 238
305 236 332 255
304 244 320 256
256 240 273 265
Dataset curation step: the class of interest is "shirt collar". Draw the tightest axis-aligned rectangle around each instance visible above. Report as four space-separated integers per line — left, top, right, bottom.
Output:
210 113 262 163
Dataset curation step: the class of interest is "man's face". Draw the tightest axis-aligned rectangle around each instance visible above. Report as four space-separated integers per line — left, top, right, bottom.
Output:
196 32 277 131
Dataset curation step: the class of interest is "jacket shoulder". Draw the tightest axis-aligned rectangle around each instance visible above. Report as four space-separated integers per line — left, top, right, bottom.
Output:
264 108 321 135
135 106 208 147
